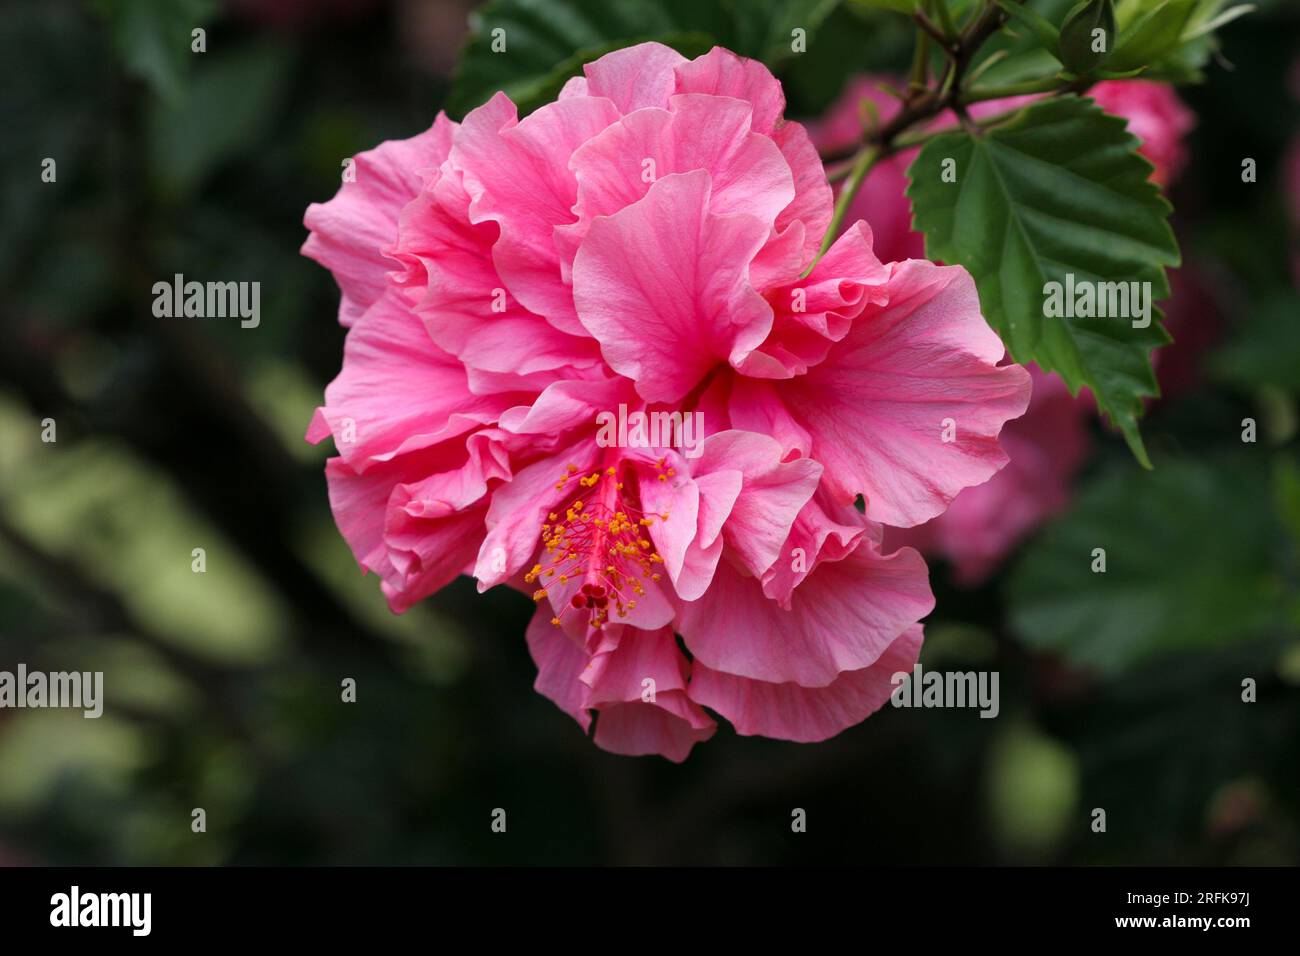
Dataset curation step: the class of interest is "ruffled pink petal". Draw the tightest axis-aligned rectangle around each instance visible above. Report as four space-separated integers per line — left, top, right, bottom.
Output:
382 430 511 610
525 607 592 732
558 75 589 99
672 46 786 135
390 160 603 379
693 430 822 578
322 438 493 612
593 694 716 763
303 114 456 326
585 626 716 761
770 120 834 270
582 623 688 702
637 461 739 602
524 614 715 761
564 93 794 249
738 221 890 378
689 625 922 742
498 377 632 439
572 169 774 403
760 493 871 608
675 48 831 270
771 259 1032 527
636 430 819 599
675 540 932 687
726 377 813 458
305 291 516 470
452 92 621 335
581 42 688 114
887 365 1090 585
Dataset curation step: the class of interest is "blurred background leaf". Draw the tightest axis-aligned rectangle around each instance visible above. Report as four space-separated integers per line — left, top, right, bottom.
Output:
1008 456 1290 674
91 0 219 105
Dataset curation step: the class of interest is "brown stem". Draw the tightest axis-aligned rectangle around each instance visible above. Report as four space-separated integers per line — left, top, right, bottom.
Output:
872 0 1016 156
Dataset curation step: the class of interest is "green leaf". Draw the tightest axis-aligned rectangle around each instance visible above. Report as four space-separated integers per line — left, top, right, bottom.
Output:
907 96 1179 464
1108 0 1199 72
994 0 1064 60
1007 457 1285 674
91 0 217 105
446 0 843 118
1058 0 1117 74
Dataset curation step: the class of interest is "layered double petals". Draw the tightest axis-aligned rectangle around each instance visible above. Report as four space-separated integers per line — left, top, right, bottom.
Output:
304 42 1033 759
887 366 1091 585
734 259 1030 528
810 75 1194 578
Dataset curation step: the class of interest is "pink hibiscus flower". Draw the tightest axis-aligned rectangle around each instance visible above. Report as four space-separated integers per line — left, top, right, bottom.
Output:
304 43 1030 759
812 77 1193 583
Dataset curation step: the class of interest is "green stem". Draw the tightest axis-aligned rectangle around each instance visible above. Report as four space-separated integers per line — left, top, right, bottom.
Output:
910 27 931 89
810 145 881 269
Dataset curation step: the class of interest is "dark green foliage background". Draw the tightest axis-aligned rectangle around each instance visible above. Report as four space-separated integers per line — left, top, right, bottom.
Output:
0 0 1296 865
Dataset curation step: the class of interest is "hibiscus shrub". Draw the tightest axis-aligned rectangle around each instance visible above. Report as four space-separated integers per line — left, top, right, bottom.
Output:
4 0 1297 866
304 0 1264 761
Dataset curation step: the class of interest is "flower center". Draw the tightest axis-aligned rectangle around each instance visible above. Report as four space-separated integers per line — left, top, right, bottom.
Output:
525 459 670 630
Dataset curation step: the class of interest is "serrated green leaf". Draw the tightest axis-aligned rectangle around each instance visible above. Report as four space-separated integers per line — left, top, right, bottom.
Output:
906 96 1179 464
1008 457 1285 674
446 0 843 118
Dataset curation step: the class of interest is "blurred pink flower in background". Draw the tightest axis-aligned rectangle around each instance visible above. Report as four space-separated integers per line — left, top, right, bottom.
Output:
812 76 1195 584
1153 265 1226 403
304 43 1031 758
